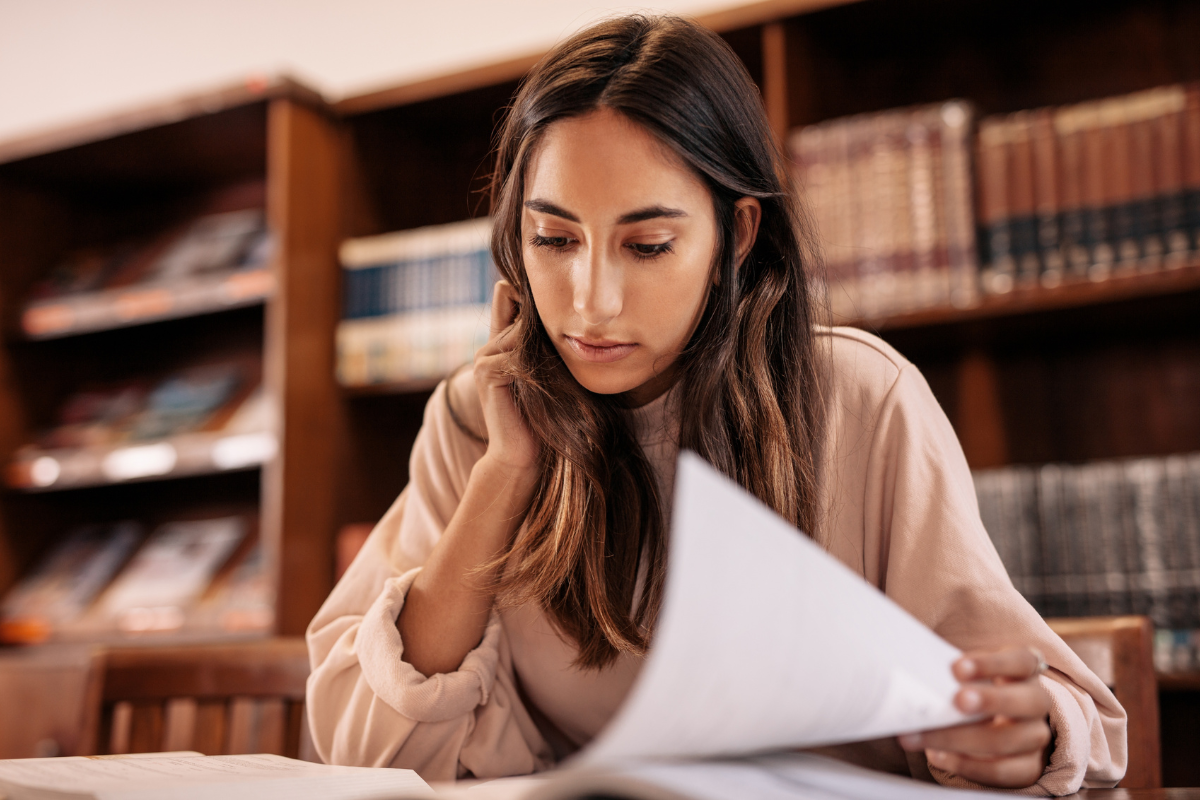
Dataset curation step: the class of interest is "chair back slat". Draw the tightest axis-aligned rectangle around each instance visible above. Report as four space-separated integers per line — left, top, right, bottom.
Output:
1047 615 1161 789
96 638 312 760
162 698 197 752
193 699 228 755
127 703 163 754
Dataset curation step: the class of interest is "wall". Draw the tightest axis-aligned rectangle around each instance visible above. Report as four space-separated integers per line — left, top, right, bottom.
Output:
0 0 742 145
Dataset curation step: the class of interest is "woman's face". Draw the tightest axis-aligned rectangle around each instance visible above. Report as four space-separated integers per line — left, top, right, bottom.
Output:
520 108 725 406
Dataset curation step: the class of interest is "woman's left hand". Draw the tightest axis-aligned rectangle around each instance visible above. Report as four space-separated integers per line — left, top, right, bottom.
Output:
898 646 1053 789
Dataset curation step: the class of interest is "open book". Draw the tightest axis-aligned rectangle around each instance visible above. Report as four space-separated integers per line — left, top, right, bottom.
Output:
0 752 432 800
426 452 1000 800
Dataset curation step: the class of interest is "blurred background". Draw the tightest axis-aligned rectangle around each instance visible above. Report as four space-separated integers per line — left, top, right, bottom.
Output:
0 0 1198 789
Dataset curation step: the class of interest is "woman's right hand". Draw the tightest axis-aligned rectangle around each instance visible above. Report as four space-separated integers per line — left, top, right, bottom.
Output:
473 280 539 474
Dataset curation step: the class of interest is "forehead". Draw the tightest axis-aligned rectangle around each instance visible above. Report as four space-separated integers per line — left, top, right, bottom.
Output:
524 108 709 214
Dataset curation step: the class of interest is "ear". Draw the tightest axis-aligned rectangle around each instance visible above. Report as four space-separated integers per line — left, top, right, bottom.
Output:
733 197 762 270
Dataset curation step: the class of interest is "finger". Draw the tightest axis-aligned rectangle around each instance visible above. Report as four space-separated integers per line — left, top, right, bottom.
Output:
490 280 520 337
955 647 1044 682
952 678 1050 719
473 352 515 386
924 747 1045 790
902 718 1051 760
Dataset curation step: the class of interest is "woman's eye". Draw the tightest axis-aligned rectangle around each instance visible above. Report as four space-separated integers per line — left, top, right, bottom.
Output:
530 234 573 250
628 242 673 259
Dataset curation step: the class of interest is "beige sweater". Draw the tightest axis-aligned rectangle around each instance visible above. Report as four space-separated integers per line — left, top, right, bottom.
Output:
306 327 1126 794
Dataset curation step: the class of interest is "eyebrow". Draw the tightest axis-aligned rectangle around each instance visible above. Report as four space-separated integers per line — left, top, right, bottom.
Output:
524 199 688 225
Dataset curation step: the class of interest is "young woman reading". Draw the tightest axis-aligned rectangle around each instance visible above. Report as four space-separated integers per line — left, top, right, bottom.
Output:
307 15 1125 794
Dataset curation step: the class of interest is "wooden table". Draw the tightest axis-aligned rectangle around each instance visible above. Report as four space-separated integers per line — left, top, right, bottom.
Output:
1076 790 1200 799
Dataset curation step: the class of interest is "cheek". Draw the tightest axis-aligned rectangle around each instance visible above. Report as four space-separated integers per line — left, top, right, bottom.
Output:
632 258 712 350
523 250 571 327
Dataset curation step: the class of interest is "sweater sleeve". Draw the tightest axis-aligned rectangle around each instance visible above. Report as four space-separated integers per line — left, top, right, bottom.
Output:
858 362 1127 795
305 377 553 781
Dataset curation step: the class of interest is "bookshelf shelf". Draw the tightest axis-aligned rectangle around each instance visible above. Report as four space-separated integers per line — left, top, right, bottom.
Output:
6 429 277 492
341 376 446 397
22 267 276 340
852 261 1200 333
1159 672 1200 692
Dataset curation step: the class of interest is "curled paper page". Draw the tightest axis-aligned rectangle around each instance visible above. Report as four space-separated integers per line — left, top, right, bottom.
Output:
580 451 979 765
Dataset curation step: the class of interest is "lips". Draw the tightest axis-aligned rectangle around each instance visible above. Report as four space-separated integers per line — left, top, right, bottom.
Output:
565 335 638 363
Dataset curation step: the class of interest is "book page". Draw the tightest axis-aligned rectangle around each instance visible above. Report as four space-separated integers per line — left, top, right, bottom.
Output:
579 452 979 765
433 753 1009 800
0 753 432 800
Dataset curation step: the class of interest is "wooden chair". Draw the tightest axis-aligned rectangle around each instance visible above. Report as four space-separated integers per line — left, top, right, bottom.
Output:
1045 615 1160 789
96 638 315 760
0 645 104 758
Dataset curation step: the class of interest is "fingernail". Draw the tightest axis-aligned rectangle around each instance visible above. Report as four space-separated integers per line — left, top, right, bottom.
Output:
959 688 982 712
957 658 976 678
927 749 949 766
899 734 922 749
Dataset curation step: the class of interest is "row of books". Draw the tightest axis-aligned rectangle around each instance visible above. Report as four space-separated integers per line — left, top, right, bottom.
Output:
788 100 980 320
1156 629 1200 674
785 83 1200 321
23 206 274 338
973 452 1200 636
0 515 271 644
341 216 495 318
337 217 496 387
7 359 275 490
976 84 1200 294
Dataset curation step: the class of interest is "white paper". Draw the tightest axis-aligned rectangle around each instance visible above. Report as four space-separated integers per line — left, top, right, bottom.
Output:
0 753 432 800
434 753 1009 800
580 452 977 765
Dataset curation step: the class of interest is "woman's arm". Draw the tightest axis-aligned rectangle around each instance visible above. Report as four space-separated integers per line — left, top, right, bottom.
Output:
397 281 540 677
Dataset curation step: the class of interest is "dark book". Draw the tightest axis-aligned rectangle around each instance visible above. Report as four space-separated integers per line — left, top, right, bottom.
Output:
1184 83 1200 254
976 118 1015 293
1007 113 1042 287
1054 108 1092 279
1029 109 1065 286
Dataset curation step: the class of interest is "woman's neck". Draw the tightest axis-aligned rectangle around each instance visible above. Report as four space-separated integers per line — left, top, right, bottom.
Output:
622 363 680 408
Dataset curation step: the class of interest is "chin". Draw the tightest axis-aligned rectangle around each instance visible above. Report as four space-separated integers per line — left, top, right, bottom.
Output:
564 362 646 396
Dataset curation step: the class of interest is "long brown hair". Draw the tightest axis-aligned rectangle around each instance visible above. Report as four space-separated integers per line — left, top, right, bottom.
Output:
486 14 828 669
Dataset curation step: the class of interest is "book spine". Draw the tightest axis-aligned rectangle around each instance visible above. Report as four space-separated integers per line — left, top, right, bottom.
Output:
1127 458 1170 629
1008 112 1042 288
1054 107 1091 278
1030 108 1065 287
1094 462 1132 616
1184 83 1200 255
1161 455 1196 631
1102 97 1142 273
1080 104 1116 279
908 111 939 309
885 112 913 315
940 101 978 308
831 123 861 318
1129 109 1163 271
1036 464 1070 617
976 117 1015 294
1155 95 1190 266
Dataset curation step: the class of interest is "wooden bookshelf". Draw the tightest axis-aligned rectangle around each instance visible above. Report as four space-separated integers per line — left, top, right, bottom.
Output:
0 78 342 643
330 0 1200 784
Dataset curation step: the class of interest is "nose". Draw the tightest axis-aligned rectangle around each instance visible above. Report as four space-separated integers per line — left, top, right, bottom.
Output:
573 245 623 325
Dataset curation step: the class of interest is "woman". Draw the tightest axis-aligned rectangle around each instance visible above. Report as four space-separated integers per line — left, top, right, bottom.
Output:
307 14 1125 794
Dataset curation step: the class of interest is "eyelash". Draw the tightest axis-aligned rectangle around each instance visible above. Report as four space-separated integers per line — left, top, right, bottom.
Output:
527 235 674 261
